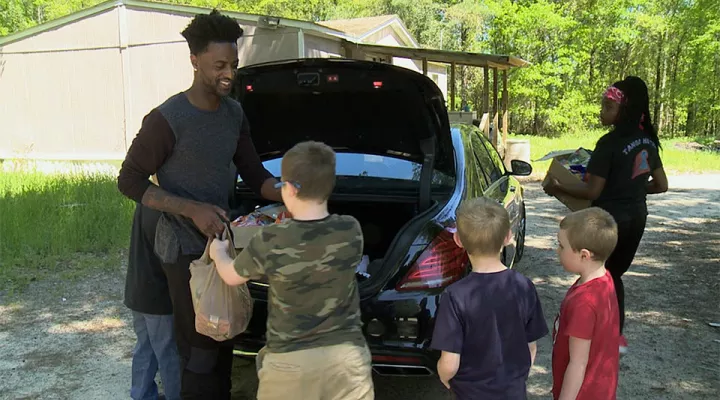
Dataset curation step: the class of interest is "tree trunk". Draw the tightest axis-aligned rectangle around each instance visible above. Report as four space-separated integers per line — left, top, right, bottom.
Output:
459 24 469 109
653 32 666 134
533 97 540 135
589 45 596 89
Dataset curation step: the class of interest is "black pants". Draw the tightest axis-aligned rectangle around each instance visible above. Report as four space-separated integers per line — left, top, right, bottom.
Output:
162 255 234 399
605 215 647 334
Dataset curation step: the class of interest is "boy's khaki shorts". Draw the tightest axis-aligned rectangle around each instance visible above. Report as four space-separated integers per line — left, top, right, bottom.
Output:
256 342 374 400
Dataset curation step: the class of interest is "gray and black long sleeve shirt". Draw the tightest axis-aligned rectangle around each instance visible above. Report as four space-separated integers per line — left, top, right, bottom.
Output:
118 92 272 264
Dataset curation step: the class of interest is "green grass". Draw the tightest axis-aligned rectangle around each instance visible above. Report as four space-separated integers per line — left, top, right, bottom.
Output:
510 131 720 177
0 169 134 293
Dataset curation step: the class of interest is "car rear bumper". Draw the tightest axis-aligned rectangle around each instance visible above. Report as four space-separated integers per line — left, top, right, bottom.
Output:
232 290 442 376
232 340 438 376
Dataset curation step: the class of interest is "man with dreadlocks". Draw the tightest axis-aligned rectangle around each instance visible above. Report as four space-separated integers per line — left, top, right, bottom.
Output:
118 9 282 398
544 76 669 358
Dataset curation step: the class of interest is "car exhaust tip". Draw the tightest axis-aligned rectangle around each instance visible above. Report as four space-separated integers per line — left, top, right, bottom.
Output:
372 364 434 377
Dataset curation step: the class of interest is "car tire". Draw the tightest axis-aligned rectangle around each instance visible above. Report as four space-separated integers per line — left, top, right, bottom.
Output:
515 203 526 263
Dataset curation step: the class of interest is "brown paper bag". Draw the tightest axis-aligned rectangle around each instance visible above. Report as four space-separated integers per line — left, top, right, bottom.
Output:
189 226 253 342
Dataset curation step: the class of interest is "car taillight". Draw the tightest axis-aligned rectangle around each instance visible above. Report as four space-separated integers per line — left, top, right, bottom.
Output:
396 229 469 291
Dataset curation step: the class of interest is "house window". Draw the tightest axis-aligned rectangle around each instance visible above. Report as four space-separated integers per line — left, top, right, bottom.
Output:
431 73 439 84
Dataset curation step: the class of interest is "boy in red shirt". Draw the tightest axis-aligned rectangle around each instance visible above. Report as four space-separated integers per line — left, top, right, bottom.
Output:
552 207 620 400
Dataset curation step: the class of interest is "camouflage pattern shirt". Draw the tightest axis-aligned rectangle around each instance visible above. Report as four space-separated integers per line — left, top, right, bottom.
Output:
232 214 367 353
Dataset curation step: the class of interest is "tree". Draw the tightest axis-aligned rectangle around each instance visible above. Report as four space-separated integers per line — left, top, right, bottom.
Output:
1 0 717 138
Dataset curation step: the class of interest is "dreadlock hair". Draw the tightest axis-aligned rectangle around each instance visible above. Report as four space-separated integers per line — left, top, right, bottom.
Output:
181 9 244 55
612 76 661 149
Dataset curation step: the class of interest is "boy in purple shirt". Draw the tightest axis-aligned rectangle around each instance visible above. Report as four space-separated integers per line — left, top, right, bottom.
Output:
430 197 549 399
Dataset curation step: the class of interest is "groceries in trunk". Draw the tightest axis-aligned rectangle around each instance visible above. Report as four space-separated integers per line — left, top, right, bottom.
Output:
231 203 379 281
230 203 291 248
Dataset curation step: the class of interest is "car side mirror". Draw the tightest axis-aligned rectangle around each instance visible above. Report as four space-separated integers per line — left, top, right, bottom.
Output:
509 160 533 176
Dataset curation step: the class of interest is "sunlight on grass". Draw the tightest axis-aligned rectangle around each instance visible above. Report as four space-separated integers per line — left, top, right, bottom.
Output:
510 131 720 176
0 165 134 292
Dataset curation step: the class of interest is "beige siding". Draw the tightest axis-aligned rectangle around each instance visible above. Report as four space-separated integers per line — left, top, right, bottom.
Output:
237 29 299 66
126 8 262 45
126 8 299 65
124 42 194 145
0 50 125 159
363 26 401 47
304 34 343 58
1 9 120 53
0 7 316 160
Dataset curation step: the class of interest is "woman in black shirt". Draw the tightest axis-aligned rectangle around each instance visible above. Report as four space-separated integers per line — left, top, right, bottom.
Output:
545 76 668 354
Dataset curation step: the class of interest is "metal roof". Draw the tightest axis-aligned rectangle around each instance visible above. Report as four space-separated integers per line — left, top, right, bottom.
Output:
320 15 398 37
348 43 529 70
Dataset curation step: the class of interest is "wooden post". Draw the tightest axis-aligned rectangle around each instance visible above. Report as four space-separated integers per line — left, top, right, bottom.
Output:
492 68 499 148
483 66 490 138
422 58 428 75
450 62 456 111
502 69 509 154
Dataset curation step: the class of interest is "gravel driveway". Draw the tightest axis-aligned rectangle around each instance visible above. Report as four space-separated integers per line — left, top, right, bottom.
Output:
1 175 718 399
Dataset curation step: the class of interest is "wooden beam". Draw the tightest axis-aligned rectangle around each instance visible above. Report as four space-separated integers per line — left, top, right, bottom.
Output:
502 69 509 154
353 43 528 69
450 62 456 111
483 66 490 138
422 58 428 75
492 68 499 149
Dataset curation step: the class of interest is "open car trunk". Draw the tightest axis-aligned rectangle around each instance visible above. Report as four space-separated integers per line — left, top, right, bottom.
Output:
230 59 454 294
230 59 456 343
329 200 418 264
231 194 439 288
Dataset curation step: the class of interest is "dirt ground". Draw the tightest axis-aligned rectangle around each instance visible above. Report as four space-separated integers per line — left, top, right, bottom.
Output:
1 175 718 400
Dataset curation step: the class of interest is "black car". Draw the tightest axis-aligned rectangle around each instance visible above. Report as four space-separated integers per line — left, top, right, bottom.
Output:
228 58 532 376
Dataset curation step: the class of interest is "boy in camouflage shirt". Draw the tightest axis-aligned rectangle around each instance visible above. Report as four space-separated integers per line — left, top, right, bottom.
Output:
209 141 373 400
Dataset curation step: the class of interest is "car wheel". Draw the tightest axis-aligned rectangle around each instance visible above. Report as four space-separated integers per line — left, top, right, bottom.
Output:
515 203 526 263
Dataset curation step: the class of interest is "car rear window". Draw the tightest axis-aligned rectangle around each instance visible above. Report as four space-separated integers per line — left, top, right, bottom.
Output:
237 153 455 186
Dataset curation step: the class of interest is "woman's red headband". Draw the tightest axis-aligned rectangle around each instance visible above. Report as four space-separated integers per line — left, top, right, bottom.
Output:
604 86 625 104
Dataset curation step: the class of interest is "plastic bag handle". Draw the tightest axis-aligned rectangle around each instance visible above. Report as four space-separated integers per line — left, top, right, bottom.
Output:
200 223 236 263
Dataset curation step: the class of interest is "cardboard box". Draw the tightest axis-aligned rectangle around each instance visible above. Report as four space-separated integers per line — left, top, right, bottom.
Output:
231 204 288 249
537 149 592 211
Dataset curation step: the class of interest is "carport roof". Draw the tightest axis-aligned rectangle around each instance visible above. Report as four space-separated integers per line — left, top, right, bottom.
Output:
320 15 398 37
347 42 529 70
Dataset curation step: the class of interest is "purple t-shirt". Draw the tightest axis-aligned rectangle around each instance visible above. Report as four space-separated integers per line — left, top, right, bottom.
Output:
430 269 549 399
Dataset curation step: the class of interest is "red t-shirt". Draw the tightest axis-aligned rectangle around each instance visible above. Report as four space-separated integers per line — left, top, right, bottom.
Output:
552 271 620 399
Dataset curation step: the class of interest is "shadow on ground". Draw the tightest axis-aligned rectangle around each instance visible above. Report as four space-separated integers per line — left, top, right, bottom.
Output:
0 181 717 399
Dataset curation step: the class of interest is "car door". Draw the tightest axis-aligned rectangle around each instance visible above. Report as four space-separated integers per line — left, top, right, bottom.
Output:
460 128 489 199
470 131 522 266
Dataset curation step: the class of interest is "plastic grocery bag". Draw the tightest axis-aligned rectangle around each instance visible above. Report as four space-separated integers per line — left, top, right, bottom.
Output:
189 226 253 342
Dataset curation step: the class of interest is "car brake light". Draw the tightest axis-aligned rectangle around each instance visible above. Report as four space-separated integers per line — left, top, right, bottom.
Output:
396 229 469 291
373 81 383 88
245 85 253 92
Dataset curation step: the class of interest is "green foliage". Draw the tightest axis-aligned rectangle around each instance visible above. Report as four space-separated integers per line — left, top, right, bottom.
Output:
1 0 718 138
511 131 720 178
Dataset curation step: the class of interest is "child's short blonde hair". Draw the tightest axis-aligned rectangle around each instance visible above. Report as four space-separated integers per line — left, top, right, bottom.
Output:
281 141 336 201
560 207 618 262
456 197 510 257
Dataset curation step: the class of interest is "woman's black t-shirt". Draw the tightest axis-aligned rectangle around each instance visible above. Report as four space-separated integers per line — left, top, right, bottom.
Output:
586 128 663 222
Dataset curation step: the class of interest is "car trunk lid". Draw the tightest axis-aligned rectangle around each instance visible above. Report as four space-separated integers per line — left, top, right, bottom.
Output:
231 58 454 181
